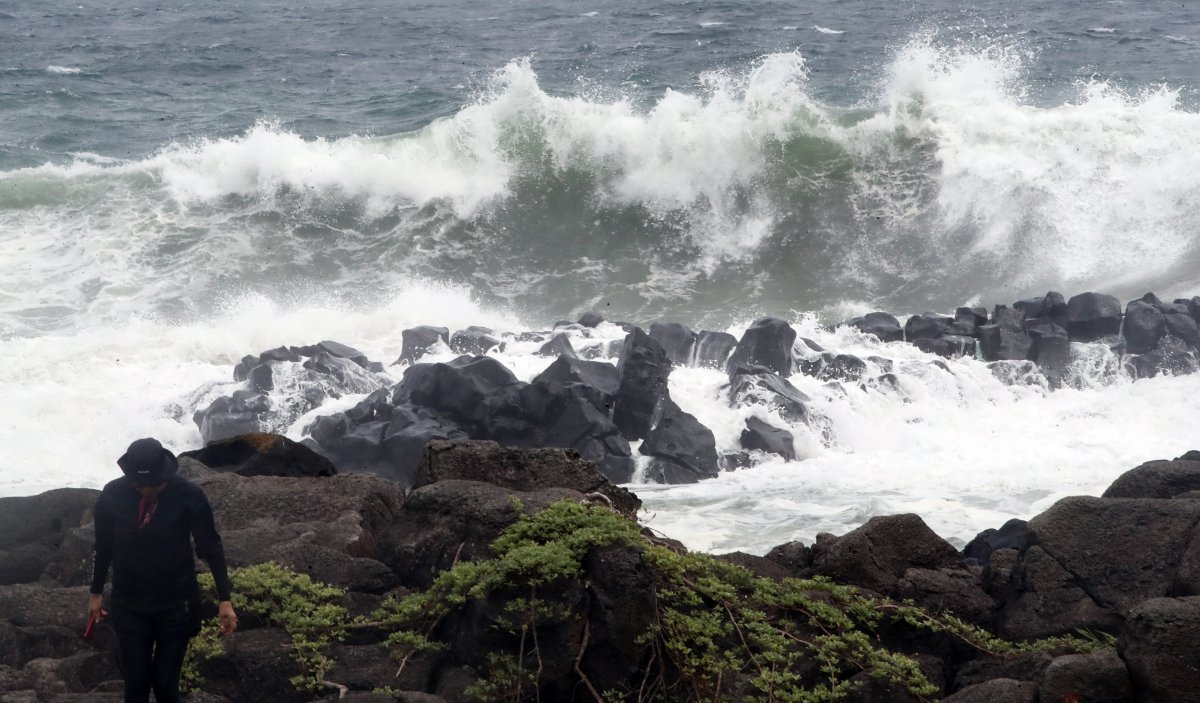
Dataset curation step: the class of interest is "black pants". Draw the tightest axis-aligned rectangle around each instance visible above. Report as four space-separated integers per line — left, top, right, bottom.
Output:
112 597 199 703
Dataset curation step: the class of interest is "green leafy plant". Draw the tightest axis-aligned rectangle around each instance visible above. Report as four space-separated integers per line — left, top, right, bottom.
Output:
185 503 1109 701
187 562 348 693
368 500 1106 702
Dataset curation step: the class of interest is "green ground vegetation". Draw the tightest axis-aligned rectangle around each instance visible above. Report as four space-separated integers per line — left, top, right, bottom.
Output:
188 501 1110 701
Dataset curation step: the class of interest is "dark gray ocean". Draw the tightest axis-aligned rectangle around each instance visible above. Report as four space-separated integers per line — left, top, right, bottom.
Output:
4 0 1200 552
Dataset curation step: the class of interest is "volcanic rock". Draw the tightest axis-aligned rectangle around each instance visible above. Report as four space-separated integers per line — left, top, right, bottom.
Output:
692 330 737 368
648 321 697 366
725 317 797 377
611 328 672 441
412 439 639 516
1119 596 1200 699
1067 292 1122 342
846 312 904 343
448 328 505 356
641 399 720 483
739 416 796 460
397 326 449 364
1124 299 1166 354
727 370 810 424
181 432 337 477
904 313 954 341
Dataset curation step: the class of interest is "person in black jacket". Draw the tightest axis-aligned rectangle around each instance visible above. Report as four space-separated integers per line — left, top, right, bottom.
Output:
88 438 237 703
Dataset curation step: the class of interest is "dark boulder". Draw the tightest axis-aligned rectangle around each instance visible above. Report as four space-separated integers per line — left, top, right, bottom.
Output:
291 340 376 370
942 679 1037 703
997 496 1200 639
180 433 337 477
577 311 605 328
914 335 975 358
816 354 867 381
183 459 405 592
532 355 620 400
1067 292 1122 342
576 546 660 696
310 419 389 475
948 307 983 337
978 325 1033 362
1027 323 1071 388
728 370 810 424
234 346 300 381
649 322 697 366
476 381 636 484
412 439 640 516
763 541 812 574
991 305 1026 332
193 389 272 444
1119 596 1200 699
0 490 97 586
1103 458 1200 499
959 306 988 328
611 328 672 441
1128 336 1199 378
894 567 996 627
194 628 308 703
1014 292 1068 330
810 514 960 595
641 399 720 484
1037 648 1133 703
962 519 1028 565
448 328 505 356
725 317 797 377
397 326 449 364
378 480 585 589
846 312 904 343
739 416 796 461
378 408 469 486
904 313 954 341
1123 299 1166 354
393 356 520 422
692 331 737 368
1165 310 1200 348
536 334 577 359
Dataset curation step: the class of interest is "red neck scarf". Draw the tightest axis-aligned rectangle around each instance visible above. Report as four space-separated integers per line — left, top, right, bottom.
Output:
138 495 159 529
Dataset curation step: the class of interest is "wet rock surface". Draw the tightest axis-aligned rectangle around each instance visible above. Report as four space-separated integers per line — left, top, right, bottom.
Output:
7 445 1200 700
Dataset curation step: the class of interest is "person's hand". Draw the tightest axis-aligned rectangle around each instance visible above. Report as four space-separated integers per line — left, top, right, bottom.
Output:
87 593 105 623
218 601 238 636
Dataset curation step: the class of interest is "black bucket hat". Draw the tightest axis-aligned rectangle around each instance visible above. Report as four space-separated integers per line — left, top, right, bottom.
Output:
117 438 179 485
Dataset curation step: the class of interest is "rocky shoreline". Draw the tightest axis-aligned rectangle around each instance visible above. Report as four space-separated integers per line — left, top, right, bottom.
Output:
2 435 1200 701
191 289 1200 491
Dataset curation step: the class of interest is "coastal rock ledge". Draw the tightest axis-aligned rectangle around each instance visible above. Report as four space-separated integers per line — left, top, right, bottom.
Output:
3 438 1200 701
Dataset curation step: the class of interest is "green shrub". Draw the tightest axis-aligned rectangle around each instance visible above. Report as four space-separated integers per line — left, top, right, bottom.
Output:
187 562 348 693
186 503 1108 701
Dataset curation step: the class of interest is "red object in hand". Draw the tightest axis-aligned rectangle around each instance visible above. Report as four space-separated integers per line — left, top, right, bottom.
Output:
83 610 106 641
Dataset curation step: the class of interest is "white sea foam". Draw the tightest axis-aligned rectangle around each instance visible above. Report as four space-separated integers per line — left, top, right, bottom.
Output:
813 25 844 35
45 65 83 74
1 296 1192 555
1088 27 1117 34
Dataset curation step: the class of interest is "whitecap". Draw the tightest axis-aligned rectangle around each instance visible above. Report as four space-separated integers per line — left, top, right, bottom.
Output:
581 11 599 17
1088 27 1117 33
813 25 844 35
45 65 82 74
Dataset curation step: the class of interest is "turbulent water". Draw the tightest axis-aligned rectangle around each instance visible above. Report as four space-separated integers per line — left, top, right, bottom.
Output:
4 0 1200 553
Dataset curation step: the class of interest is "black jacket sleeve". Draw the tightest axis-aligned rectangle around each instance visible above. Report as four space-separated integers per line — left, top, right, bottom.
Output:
90 492 114 595
190 489 233 602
